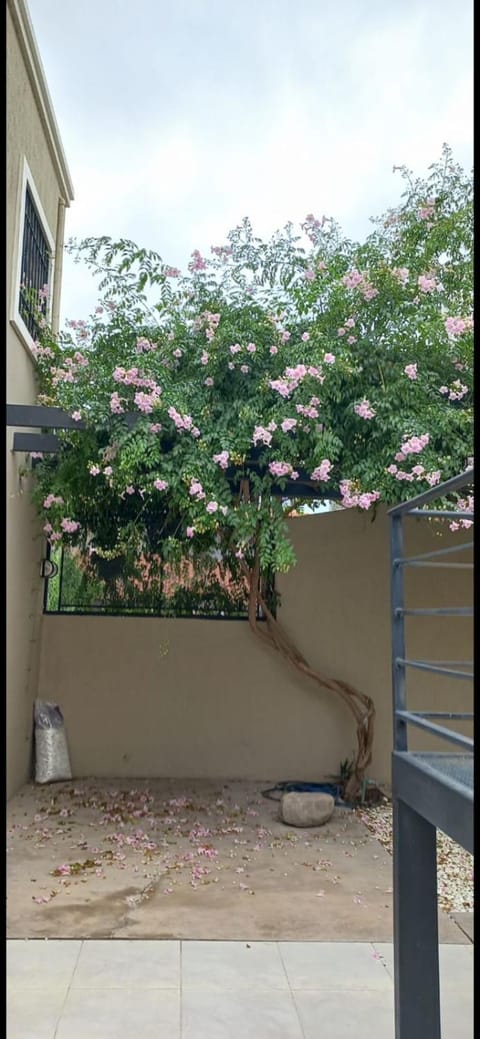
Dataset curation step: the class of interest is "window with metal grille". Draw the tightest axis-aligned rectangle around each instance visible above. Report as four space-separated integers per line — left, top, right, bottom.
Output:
18 186 51 339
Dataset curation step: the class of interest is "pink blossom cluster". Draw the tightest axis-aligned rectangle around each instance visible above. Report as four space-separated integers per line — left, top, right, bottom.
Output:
439 381 468 401
206 501 218 513
323 353 336 364
43 494 64 508
168 407 200 437
203 311 221 341
418 198 435 220
136 337 157 353
189 479 206 500
269 461 298 479
211 245 232 260
301 213 324 243
304 270 315 281
311 459 332 482
340 480 380 510
134 388 162 413
391 267 409 284
110 392 125 414
149 423 162 433
354 399 376 420
404 363 418 380
30 342 54 360
296 400 319 419
60 518 80 533
153 479 168 491
417 273 437 293
200 351 209 365
229 343 242 355
213 450 230 469
444 315 473 337
425 471 442 486
188 249 207 272
51 350 89 385
163 266 181 277
341 269 378 300
449 494 474 531
204 377 214 387
281 417 297 433
301 332 310 342
396 433 429 459
253 426 273 446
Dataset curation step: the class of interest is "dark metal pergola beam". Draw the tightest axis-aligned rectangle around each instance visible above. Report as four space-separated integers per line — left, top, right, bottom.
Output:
7 403 341 499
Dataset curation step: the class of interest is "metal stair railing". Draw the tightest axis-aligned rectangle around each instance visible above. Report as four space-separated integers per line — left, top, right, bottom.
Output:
389 468 474 1039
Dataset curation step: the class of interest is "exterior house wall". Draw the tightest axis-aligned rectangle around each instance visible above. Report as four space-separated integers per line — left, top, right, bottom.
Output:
7 0 74 798
37 509 472 786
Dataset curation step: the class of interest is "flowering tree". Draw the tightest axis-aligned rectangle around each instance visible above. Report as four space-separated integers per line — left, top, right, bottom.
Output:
30 145 473 799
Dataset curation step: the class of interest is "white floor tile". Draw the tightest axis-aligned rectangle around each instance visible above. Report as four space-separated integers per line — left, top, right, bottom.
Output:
7 988 66 1039
182 940 288 990
295 988 395 1039
71 938 180 988
7 939 82 989
55 988 180 1039
279 941 392 990
182 989 304 1039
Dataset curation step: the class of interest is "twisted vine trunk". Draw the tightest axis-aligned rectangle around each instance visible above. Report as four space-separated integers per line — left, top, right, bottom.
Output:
241 549 375 802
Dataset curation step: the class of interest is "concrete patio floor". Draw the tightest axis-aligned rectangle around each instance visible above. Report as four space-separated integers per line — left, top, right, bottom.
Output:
7 777 469 942
7 938 473 1038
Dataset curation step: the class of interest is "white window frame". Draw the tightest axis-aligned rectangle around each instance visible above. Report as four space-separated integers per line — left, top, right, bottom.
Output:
10 157 56 357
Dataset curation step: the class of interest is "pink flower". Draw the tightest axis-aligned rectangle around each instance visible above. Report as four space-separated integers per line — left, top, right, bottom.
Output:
189 480 205 499
71 410 82 421
269 461 293 478
213 450 230 469
386 464 398 475
154 479 168 491
269 345 278 355
104 466 113 476
246 342 256 353
281 331 291 342
60 518 80 533
337 327 346 337
391 267 409 284
43 494 64 507
200 352 209 365
186 526 195 538
240 365 250 373
229 343 242 355
173 348 182 358
425 470 441 487
354 399 376 420
149 423 163 433
206 501 218 513
347 336 357 345
404 363 418 380
188 249 207 272
418 274 437 293
323 353 335 364
345 318 355 328
304 270 315 281
110 392 124 414
204 377 214 387
126 486 135 495
311 460 332 482
253 426 272 446
89 465 100 476
281 418 297 433
411 464 425 477
301 332 310 342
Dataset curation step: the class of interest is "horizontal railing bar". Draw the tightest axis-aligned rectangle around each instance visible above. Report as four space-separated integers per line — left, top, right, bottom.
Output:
395 711 474 748
410 712 474 720
6 403 86 430
394 561 473 569
395 607 473 617
388 468 474 516
394 542 474 564
408 509 473 519
395 658 474 679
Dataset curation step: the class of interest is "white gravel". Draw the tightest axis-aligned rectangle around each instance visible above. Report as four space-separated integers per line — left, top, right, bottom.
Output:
357 801 473 914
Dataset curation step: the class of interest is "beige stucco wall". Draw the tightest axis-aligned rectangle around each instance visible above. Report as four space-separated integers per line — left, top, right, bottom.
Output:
6 0 73 797
37 509 473 786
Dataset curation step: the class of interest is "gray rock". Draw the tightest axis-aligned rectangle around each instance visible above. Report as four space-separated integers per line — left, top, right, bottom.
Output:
281 791 335 827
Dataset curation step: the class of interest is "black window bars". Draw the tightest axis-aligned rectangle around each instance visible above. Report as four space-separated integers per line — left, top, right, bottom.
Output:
389 468 473 1038
18 187 50 339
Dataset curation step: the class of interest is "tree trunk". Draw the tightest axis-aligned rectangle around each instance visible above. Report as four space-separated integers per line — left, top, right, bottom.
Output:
242 555 375 802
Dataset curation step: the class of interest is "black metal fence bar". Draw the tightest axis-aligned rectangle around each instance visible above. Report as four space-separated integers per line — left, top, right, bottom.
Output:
395 658 474 679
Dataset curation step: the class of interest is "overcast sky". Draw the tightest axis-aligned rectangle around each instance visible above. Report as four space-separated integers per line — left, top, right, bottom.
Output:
27 0 473 328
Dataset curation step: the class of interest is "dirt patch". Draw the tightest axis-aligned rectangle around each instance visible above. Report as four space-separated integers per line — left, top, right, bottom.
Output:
6 778 467 942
